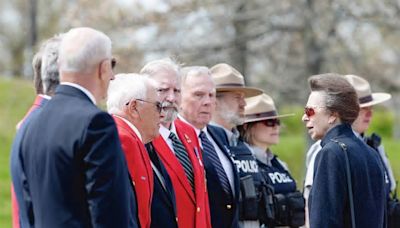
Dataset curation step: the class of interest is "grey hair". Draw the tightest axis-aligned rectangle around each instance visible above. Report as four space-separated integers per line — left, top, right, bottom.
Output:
41 34 63 95
180 66 214 90
32 51 43 94
308 73 359 124
107 73 156 115
58 27 111 74
140 57 182 80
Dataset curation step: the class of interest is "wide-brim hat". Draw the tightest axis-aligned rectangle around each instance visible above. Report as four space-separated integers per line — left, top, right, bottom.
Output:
344 75 391 108
244 93 294 123
210 63 263 98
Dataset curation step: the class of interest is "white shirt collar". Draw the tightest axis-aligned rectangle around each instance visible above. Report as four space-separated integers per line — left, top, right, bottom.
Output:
159 121 177 141
177 114 204 136
113 115 142 142
61 82 96 104
38 94 51 100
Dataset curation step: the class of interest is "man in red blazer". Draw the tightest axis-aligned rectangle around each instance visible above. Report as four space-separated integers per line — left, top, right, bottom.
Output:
107 73 162 228
11 34 63 228
141 58 211 228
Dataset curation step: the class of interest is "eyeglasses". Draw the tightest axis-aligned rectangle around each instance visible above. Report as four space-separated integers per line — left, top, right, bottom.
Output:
126 99 162 113
111 58 116 69
137 99 162 113
304 106 326 118
260 118 281 127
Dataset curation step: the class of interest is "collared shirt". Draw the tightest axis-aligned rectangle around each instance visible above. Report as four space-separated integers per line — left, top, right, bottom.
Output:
209 122 238 146
61 82 96 105
179 116 236 194
251 145 290 171
39 94 51 100
159 122 177 154
113 115 142 142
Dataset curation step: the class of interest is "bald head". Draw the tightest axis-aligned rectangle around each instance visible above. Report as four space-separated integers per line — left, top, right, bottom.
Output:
58 27 112 75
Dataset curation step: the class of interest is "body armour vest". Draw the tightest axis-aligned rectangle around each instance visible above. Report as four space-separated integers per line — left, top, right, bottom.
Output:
229 140 263 189
257 156 297 194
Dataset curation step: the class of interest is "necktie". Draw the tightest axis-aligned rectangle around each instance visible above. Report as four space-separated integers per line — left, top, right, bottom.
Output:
199 131 232 197
169 132 195 192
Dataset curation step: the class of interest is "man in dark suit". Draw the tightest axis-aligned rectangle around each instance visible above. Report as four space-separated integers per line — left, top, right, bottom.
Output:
179 66 240 228
11 34 62 228
141 59 211 228
15 27 138 228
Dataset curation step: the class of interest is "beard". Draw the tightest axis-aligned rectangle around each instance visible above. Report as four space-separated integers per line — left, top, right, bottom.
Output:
161 101 178 123
219 102 244 127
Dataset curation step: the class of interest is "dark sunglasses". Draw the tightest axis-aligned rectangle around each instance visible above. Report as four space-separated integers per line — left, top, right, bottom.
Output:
304 106 326 118
137 99 162 113
111 58 116 69
260 118 281 127
126 99 162 113
304 107 316 118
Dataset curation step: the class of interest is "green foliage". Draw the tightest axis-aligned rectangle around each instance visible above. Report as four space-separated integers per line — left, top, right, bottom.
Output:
367 107 394 138
0 77 35 228
279 106 305 135
0 78 398 227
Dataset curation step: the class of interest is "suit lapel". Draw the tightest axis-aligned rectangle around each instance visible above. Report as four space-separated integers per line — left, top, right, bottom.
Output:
153 136 196 203
113 116 154 197
207 125 240 198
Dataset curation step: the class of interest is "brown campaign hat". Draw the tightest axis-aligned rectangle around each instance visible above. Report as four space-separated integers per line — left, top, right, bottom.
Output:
344 75 391 108
244 93 294 123
210 63 263 98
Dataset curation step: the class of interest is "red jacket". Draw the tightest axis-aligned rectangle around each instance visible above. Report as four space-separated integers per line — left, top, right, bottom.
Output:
12 95 46 228
113 115 154 228
152 119 211 228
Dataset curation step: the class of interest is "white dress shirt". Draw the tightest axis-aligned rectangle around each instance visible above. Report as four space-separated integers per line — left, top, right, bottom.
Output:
61 82 96 105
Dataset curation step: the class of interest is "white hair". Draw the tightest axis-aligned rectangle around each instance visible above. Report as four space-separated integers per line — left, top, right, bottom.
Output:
107 73 156 115
140 57 182 79
58 27 111 73
41 34 63 94
181 66 213 91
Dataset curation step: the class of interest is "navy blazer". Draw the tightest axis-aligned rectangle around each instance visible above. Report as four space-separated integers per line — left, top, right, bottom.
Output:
18 85 138 228
309 124 386 228
205 124 240 228
11 96 49 228
146 143 178 228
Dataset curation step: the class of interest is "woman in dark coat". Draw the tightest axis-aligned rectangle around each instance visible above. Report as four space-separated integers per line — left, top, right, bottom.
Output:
302 73 386 228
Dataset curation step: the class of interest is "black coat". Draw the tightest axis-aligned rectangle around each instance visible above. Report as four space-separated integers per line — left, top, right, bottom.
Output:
18 85 138 227
309 123 386 228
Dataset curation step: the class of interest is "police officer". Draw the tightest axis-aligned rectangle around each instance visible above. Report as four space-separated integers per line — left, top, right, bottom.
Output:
239 93 305 227
210 63 264 228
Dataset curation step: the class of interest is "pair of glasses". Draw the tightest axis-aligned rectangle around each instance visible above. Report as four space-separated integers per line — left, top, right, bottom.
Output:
137 99 162 113
126 99 162 113
111 58 116 69
260 119 281 127
304 106 326 118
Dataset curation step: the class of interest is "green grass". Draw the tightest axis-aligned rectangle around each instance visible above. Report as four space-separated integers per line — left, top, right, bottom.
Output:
0 77 35 228
0 78 399 227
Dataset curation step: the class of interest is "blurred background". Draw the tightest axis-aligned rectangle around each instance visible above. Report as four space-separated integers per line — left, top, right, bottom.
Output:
1 0 399 226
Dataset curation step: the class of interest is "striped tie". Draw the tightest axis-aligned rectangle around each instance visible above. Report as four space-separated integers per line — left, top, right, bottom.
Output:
199 131 232 197
169 132 195 192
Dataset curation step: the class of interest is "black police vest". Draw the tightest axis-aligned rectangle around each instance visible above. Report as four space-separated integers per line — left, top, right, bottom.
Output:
229 140 263 188
257 156 297 194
